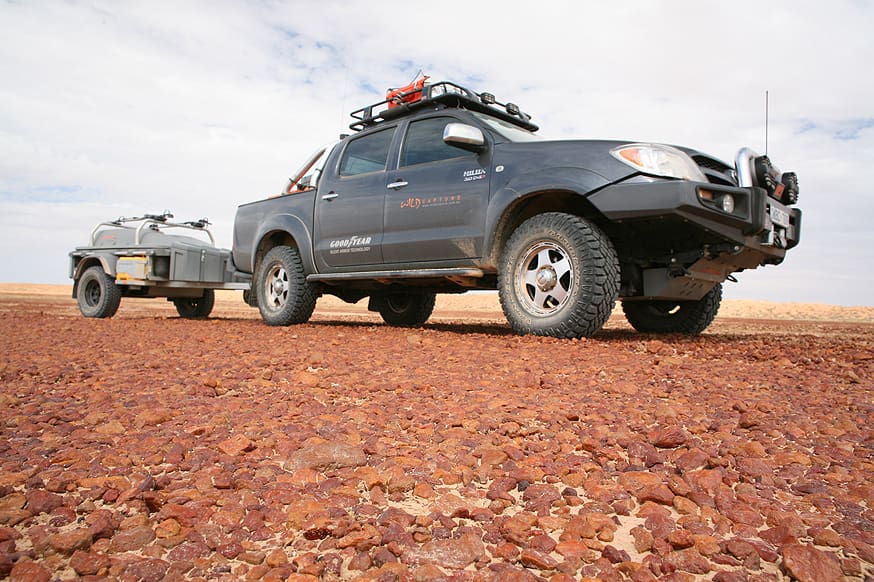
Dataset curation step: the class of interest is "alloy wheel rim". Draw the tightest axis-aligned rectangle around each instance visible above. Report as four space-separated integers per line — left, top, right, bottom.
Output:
515 241 574 316
266 264 288 308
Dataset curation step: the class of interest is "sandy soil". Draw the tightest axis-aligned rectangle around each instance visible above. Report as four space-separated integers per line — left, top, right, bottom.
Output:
0 284 871 581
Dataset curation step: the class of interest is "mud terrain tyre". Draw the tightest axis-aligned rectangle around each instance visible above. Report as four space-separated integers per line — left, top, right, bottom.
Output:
377 293 436 327
173 289 215 319
622 283 722 334
77 266 122 318
256 246 317 326
499 213 619 338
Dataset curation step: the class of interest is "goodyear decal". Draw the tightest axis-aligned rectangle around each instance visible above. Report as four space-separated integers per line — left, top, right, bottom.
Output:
329 235 373 255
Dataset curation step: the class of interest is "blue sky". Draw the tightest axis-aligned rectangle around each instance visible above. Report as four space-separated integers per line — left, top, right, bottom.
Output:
1 1 872 305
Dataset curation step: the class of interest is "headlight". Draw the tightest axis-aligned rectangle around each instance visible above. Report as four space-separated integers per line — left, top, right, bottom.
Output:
611 143 707 182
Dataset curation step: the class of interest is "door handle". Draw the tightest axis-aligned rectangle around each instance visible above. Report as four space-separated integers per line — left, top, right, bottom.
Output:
387 180 409 190
322 192 339 201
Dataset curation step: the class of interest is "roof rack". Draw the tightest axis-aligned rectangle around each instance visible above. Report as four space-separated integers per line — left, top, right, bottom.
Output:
349 81 539 133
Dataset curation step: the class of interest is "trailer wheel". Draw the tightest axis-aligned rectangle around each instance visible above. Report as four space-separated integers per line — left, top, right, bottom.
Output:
256 245 317 326
173 289 215 319
498 213 619 338
622 283 722 334
376 293 436 327
76 265 122 318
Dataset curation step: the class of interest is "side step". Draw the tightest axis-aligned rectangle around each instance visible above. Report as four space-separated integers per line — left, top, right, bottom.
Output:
308 267 484 285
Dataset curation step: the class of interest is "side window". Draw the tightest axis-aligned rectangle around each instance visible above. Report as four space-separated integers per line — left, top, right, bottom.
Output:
339 128 395 176
401 117 474 167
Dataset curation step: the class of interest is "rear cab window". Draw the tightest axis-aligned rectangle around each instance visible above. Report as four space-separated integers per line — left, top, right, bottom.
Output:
339 127 396 176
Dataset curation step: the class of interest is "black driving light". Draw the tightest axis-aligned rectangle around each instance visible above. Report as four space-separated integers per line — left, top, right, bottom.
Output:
751 154 798 205
754 155 780 193
506 102 521 116
480 92 496 104
779 172 799 205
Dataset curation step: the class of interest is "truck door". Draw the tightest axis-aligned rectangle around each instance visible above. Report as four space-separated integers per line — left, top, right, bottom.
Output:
382 116 491 263
314 126 396 269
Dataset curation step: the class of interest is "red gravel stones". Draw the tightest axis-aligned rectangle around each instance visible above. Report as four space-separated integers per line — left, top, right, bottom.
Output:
782 543 845 582
9 561 50 582
283 441 367 472
648 426 688 448
23 491 63 516
0 302 871 579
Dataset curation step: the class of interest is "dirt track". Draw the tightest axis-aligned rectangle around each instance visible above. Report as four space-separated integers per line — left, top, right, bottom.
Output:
0 286 872 581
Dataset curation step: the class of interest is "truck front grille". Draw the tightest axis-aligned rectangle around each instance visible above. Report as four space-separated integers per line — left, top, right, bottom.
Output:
693 155 737 187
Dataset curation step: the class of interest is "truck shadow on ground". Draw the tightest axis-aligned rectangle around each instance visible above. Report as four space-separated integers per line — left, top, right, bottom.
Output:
262 317 726 343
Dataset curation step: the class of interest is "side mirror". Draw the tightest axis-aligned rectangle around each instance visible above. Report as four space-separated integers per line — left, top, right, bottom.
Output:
443 123 486 152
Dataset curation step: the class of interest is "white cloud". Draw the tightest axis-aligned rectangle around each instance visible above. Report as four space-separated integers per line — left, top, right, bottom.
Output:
0 0 871 305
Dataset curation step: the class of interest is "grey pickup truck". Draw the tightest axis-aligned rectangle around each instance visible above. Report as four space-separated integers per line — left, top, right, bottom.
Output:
232 79 801 338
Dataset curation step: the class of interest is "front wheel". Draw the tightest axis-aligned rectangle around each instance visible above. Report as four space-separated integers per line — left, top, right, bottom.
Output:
76 266 122 318
256 246 317 326
173 289 215 319
376 293 436 327
498 213 619 338
622 283 722 334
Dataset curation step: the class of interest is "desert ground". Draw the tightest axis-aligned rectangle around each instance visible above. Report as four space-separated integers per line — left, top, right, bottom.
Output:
0 284 871 581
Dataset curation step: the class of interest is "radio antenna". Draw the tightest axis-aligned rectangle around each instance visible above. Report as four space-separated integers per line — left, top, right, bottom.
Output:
765 90 769 155
339 60 350 131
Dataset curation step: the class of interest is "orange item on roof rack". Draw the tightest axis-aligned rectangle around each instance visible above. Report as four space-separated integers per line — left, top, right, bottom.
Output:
386 74 430 109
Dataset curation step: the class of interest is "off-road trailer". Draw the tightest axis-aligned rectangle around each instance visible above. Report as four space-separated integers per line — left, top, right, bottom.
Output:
69 212 250 318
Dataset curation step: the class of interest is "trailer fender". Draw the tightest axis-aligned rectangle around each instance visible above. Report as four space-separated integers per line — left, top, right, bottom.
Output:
71 255 114 297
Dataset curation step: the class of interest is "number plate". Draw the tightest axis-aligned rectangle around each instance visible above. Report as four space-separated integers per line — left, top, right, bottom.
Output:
770 204 790 228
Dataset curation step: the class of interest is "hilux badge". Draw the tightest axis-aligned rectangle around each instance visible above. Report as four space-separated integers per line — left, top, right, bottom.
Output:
463 169 487 182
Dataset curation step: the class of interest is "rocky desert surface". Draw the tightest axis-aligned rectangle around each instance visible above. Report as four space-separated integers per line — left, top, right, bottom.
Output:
0 284 871 581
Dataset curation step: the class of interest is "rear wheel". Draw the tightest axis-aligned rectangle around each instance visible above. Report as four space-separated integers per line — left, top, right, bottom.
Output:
173 289 215 319
76 266 121 318
622 283 722 334
498 213 619 338
256 245 317 326
377 293 436 327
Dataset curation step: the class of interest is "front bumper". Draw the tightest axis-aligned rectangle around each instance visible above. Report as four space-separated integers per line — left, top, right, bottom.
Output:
589 178 801 256
588 178 802 301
